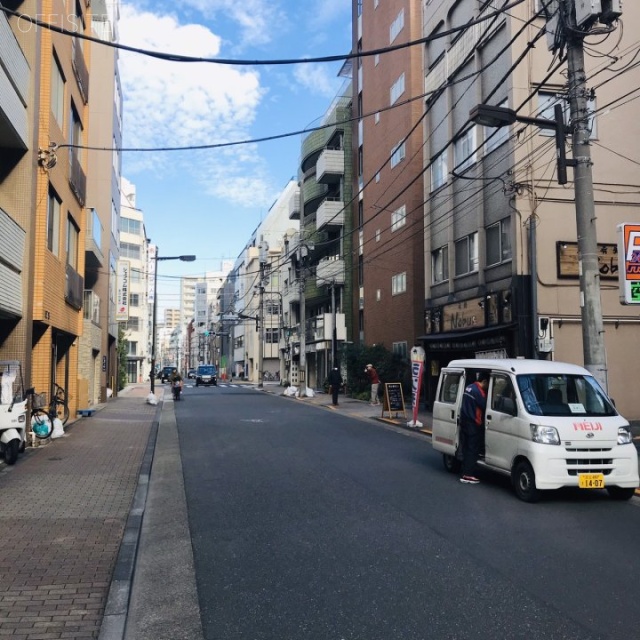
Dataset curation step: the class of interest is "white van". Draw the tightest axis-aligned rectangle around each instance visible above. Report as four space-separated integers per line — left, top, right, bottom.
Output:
432 359 639 502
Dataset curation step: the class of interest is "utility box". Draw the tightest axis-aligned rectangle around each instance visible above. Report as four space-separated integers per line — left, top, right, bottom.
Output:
575 0 602 26
600 0 622 24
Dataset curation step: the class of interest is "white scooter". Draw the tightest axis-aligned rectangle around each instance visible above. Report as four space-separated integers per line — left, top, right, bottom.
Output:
0 361 28 466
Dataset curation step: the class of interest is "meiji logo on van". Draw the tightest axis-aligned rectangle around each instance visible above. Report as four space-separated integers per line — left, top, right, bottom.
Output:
573 421 603 431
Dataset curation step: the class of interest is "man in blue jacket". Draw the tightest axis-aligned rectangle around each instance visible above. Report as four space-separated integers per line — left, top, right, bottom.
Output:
459 371 490 484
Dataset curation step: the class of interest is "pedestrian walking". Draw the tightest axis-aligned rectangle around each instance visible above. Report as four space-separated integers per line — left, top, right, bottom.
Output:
328 366 343 406
365 364 381 405
459 371 489 484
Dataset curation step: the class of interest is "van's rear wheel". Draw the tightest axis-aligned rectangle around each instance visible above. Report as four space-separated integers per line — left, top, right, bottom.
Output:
607 486 636 501
443 453 461 474
513 460 541 503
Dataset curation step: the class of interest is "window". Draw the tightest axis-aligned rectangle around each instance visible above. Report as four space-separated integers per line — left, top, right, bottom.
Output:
69 102 83 162
439 371 462 404
375 229 381 242
51 55 65 128
266 301 281 315
127 341 138 356
47 186 61 257
120 242 141 260
390 141 406 168
131 268 142 284
538 91 597 139
431 245 449 283
375 112 380 124
454 127 477 172
129 293 140 307
374 54 380 66
66 216 79 268
484 100 510 154
120 217 141 235
392 342 408 359
265 328 280 343
392 272 407 295
124 317 140 331
430 151 448 191
491 374 517 416
391 205 407 232
486 218 512 266
375 172 380 183
390 73 405 105
390 8 404 43
455 233 478 276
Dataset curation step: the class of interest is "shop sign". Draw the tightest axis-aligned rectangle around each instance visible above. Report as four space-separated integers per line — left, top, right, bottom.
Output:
442 299 486 332
617 223 640 304
557 241 618 280
115 260 130 321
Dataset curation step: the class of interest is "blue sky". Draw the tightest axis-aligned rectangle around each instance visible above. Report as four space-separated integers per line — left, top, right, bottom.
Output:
117 0 352 310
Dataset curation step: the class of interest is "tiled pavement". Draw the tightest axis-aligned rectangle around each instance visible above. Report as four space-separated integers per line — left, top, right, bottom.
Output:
0 385 162 640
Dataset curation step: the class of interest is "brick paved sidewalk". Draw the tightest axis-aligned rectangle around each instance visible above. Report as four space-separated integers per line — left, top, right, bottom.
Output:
0 386 160 639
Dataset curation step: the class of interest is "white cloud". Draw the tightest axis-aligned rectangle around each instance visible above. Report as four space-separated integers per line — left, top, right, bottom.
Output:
119 4 273 207
293 62 341 99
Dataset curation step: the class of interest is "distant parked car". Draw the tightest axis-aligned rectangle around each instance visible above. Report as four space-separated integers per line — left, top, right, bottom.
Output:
196 364 217 387
159 366 177 383
187 369 196 379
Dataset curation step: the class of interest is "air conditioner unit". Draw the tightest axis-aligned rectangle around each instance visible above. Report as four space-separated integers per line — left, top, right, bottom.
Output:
537 337 555 353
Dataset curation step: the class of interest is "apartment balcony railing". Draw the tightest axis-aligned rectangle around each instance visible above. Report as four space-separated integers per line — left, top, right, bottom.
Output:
288 186 300 220
316 197 344 231
66 264 84 310
69 150 87 206
85 207 104 268
316 148 344 184
72 39 89 104
83 290 101 325
316 256 345 285
0 11 29 150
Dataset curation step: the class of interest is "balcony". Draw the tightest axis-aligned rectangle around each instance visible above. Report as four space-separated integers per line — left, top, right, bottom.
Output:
316 198 344 231
69 150 86 206
316 149 344 184
65 264 84 310
288 186 300 220
72 40 89 104
302 171 327 212
0 12 30 150
316 257 345 285
85 208 104 269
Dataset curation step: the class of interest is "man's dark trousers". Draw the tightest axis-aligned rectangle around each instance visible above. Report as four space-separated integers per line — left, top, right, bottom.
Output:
331 386 339 405
461 421 482 477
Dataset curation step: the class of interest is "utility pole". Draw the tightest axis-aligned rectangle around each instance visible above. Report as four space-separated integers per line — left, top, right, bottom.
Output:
258 262 265 389
563 0 608 390
330 281 337 369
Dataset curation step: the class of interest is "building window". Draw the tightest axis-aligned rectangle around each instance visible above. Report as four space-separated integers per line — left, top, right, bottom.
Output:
391 205 407 232
430 151 448 191
127 341 138 356
47 186 61 257
375 112 380 124
538 91 597 139
390 8 405 43
51 54 65 128
486 218 512 266
392 272 407 295
390 141 406 168
129 293 140 307
266 301 281 316
120 242 141 260
120 217 141 235
131 268 142 284
265 328 280 343
374 54 380 66
432 245 449 283
390 73 405 105
375 229 381 242
484 100 510 154
454 127 477 172
66 216 79 268
124 317 140 331
375 172 380 183
392 341 408 359
69 102 83 162
376 289 381 301
455 233 479 276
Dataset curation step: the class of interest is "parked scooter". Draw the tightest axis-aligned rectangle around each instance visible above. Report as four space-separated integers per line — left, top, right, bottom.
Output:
172 379 182 401
0 361 28 465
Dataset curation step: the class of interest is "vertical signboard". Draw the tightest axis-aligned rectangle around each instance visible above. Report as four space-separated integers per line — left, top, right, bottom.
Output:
408 345 425 428
617 223 640 304
116 259 130 321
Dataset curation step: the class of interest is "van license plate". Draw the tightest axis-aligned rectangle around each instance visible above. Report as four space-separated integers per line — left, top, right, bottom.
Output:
578 473 605 489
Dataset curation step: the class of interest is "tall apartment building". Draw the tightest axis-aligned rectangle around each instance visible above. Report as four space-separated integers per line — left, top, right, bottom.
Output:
164 308 180 329
31 0 92 418
352 0 426 358
81 0 122 403
0 2 38 376
420 1 640 416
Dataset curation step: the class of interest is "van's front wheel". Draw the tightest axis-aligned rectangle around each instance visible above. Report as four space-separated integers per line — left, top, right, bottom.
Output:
442 453 461 474
607 486 636 501
513 460 541 503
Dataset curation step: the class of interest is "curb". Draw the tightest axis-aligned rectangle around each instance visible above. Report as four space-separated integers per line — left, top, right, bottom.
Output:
98 401 162 640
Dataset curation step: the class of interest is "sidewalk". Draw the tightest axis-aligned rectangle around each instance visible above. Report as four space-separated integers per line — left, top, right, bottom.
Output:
0 383 162 640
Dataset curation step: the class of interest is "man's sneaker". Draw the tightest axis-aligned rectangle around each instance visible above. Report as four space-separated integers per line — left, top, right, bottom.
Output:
460 475 480 484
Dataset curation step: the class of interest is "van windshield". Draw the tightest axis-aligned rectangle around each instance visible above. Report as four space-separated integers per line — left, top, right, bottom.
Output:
516 374 617 418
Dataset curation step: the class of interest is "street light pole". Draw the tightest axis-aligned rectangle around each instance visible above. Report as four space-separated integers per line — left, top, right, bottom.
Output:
149 251 196 397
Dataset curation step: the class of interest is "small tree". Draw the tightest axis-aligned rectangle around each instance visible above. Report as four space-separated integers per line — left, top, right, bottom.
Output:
117 325 128 391
342 343 410 400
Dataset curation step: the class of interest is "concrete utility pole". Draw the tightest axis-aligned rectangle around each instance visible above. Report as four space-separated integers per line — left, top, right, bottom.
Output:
563 0 608 391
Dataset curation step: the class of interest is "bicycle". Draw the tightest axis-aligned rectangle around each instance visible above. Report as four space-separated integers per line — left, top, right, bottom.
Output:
28 383 70 439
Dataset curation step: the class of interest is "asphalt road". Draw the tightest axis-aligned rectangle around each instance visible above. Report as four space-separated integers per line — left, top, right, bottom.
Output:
174 384 640 640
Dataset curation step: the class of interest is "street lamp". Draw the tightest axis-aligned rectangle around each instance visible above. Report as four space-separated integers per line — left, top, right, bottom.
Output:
471 101 607 389
149 251 196 396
